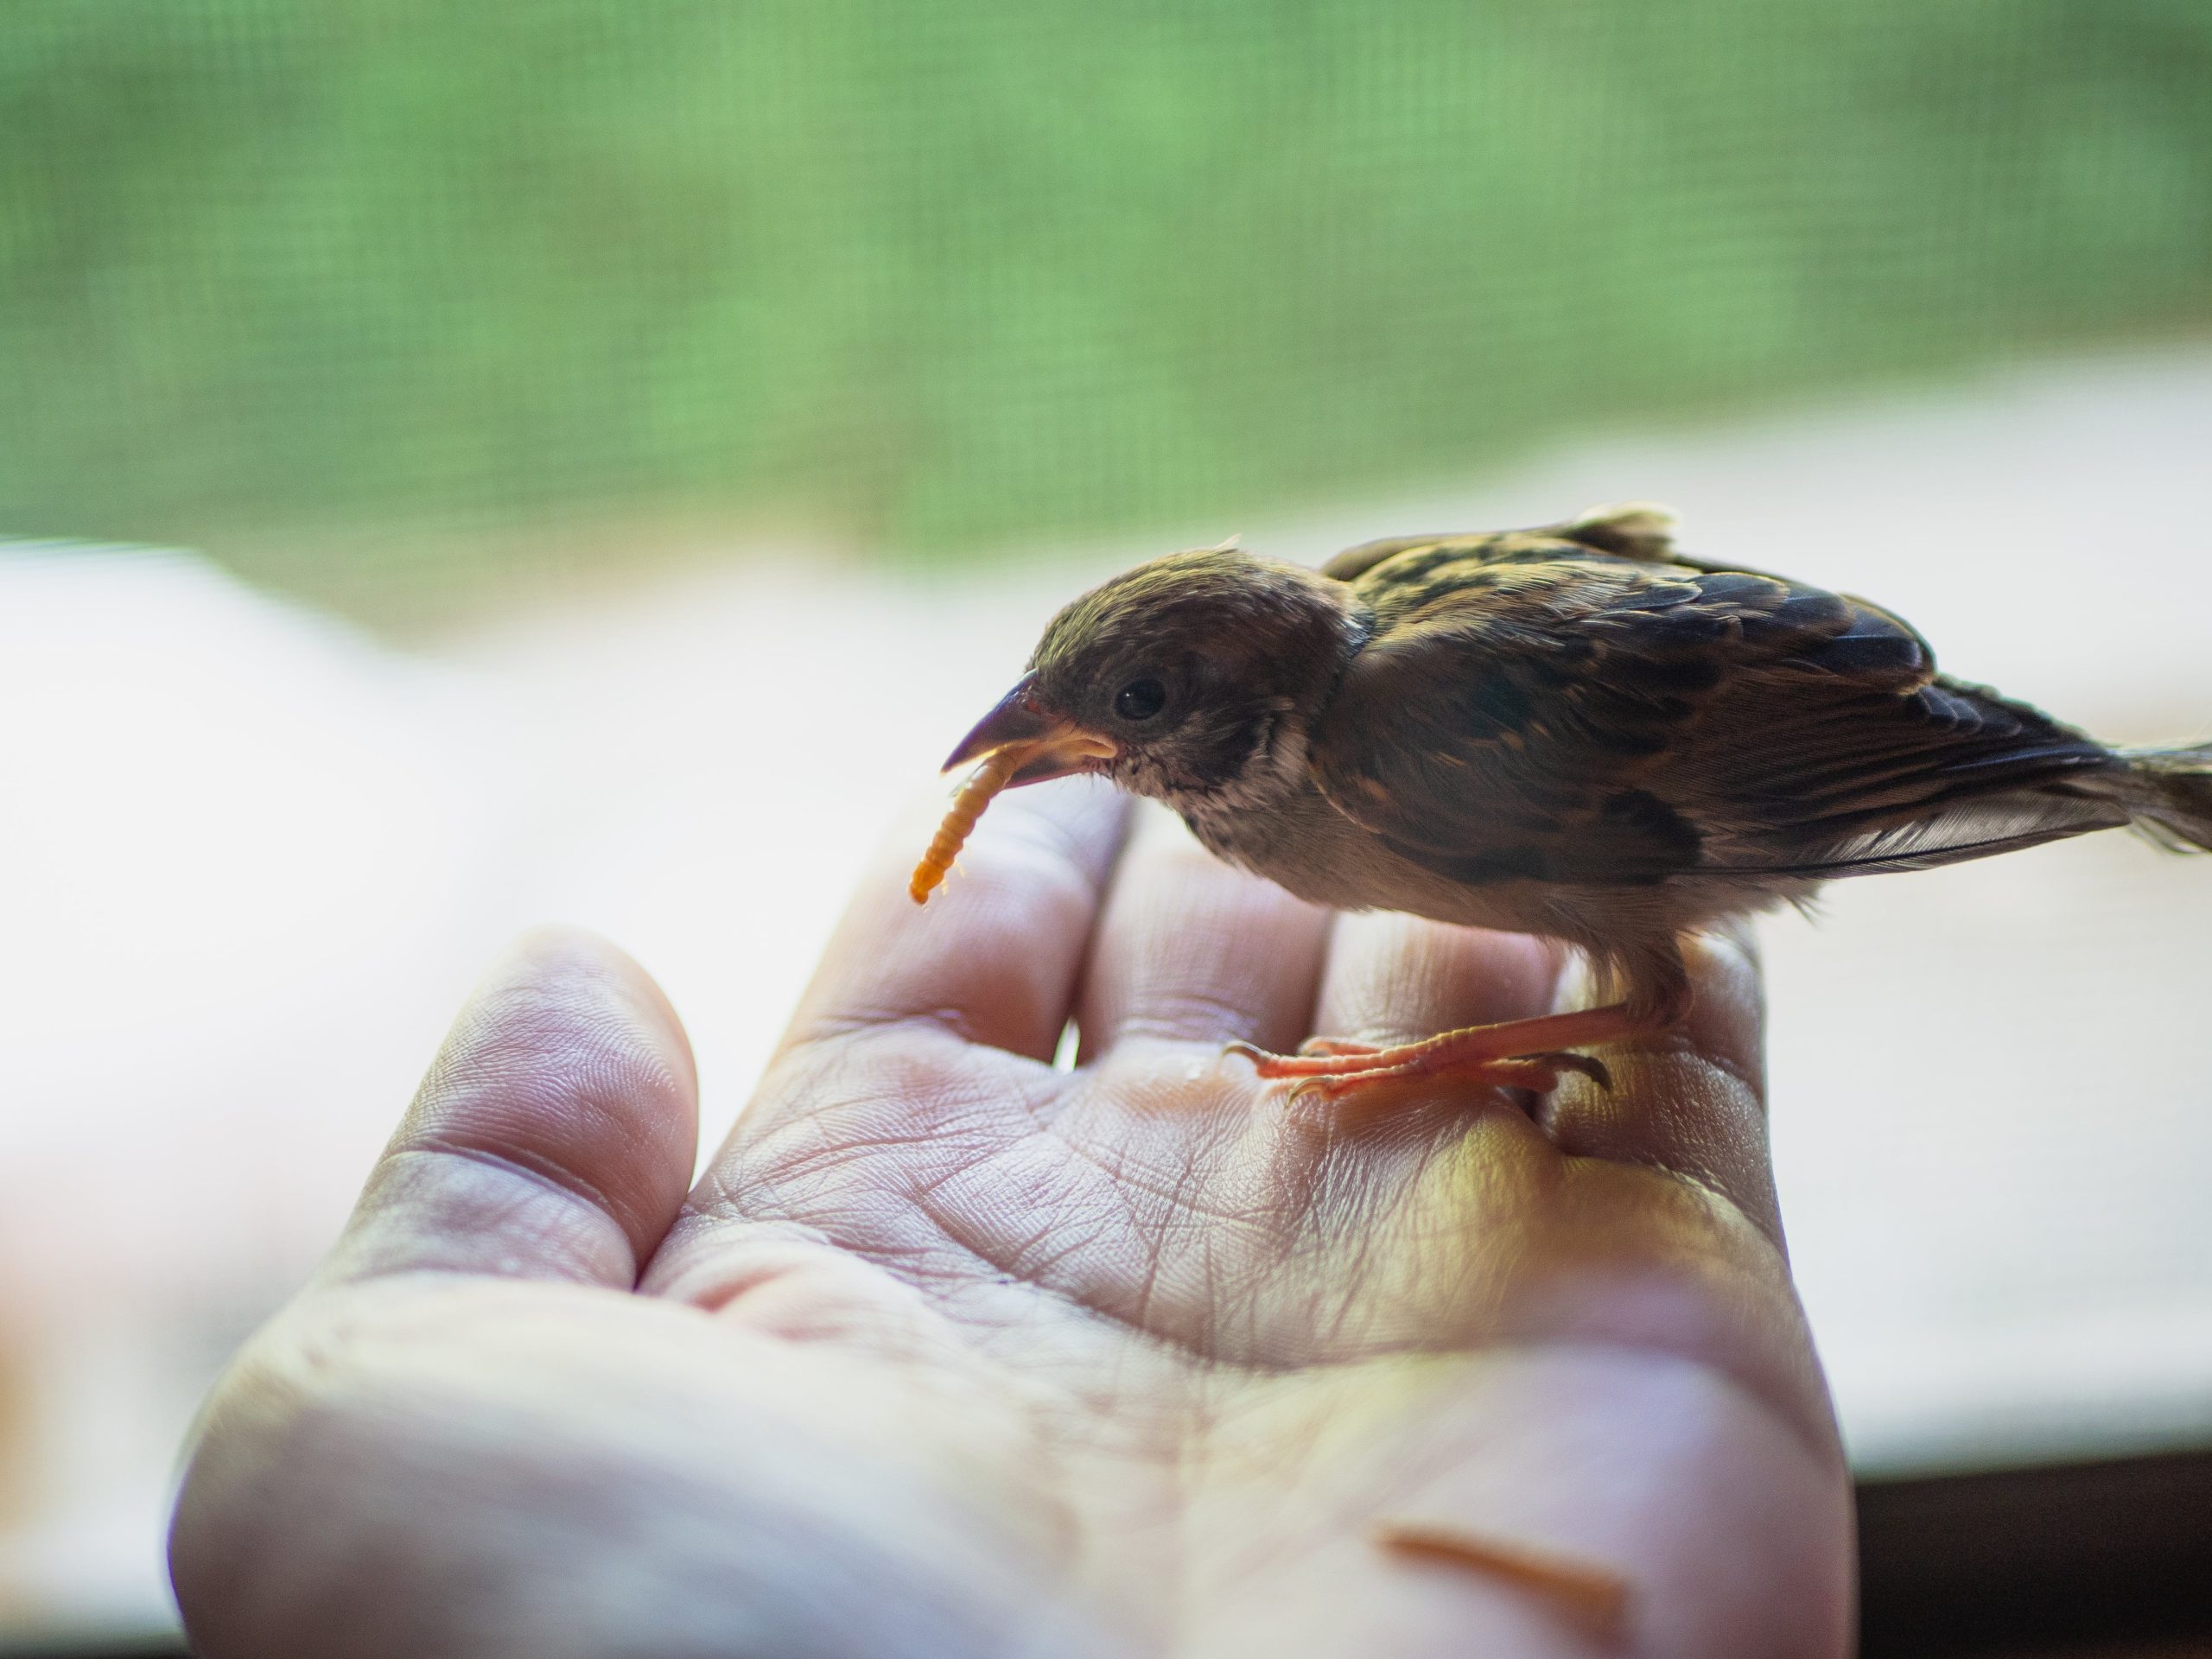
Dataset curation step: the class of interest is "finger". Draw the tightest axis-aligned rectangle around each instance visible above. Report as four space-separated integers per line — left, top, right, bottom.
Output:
1543 927 1781 1243
1074 804 1330 1059
778 774 1129 1065
1311 912 1564 1044
325 927 700 1290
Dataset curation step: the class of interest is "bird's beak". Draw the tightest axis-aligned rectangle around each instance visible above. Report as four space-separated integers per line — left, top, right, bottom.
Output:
943 673 1119 785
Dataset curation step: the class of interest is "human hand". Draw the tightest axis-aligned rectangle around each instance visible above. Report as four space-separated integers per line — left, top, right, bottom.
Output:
170 780 1850 1658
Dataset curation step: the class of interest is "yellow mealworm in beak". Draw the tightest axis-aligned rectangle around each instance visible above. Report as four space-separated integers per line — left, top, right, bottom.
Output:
910 744 1036 904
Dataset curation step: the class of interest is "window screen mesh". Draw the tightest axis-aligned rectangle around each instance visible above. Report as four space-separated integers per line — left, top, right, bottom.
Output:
4 1 2209 617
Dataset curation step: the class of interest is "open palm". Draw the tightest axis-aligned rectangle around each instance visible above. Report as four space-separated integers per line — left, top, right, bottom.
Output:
172 779 1851 1658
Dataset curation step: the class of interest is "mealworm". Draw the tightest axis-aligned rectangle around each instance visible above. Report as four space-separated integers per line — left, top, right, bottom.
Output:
910 744 1034 904
1374 1520 1630 1639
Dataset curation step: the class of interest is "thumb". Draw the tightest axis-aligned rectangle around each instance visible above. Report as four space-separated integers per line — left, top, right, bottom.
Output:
324 927 699 1291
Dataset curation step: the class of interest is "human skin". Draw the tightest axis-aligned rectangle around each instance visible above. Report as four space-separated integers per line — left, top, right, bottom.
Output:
168 778 1853 1658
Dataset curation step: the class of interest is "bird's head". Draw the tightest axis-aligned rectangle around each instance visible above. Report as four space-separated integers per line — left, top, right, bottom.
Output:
944 546 1364 813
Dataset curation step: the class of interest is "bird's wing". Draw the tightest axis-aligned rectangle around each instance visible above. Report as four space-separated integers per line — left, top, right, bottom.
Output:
1311 543 2116 886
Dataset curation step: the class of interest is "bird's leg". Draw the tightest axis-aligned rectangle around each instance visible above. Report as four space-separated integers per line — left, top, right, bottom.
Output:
1227 943 1694 1101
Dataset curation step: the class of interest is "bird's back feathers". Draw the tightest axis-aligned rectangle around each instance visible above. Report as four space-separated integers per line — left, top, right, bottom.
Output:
1322 504 1683 582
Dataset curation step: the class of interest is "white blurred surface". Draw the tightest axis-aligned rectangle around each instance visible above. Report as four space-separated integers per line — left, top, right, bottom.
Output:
3 345 2209 1636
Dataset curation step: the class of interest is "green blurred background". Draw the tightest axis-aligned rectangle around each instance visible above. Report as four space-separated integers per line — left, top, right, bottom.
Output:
5 0 2211 624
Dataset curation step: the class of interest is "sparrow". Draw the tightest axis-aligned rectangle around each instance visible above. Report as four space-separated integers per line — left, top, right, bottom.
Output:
938 505 2212 1097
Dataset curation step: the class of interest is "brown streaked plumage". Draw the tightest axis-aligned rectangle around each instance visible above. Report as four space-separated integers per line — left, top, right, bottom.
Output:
939 505 2212 1096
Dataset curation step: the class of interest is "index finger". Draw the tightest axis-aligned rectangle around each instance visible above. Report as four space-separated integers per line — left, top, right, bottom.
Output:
777 773 1129 1065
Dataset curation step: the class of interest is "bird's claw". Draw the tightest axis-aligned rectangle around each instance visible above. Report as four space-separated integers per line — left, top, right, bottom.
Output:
1548 1051 1614 1091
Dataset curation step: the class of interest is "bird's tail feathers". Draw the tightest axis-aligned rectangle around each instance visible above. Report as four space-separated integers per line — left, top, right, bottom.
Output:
2120 741 2212 853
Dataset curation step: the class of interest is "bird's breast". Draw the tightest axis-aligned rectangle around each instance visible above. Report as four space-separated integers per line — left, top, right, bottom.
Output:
1173 778 1520 925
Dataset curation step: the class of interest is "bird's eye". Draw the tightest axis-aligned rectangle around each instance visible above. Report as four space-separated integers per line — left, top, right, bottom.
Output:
1113 677 1167 722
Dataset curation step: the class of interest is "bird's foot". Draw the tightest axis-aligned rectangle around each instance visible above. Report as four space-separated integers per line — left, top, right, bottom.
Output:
1225 1005 1649 1102
1226 1040 1609 1101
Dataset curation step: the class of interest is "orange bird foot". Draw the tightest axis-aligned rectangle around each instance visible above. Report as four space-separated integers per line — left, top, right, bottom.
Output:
1224 1003 1660 1101
1224 1039 1610 1101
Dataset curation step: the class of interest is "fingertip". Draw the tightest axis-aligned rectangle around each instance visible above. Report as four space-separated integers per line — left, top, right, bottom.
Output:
497 924 701 1095
782 774 1131 1062
1677 925 1767 1103
1545 925 1778 1242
